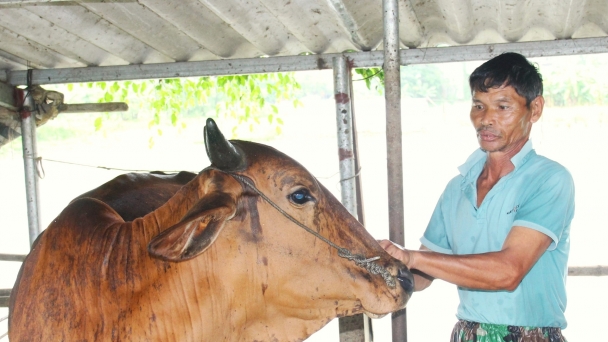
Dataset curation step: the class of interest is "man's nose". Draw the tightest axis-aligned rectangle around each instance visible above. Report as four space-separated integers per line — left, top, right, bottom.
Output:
479 110 495 126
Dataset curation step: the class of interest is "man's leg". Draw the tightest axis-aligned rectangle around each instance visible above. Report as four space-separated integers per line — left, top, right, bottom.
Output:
450 320 567 342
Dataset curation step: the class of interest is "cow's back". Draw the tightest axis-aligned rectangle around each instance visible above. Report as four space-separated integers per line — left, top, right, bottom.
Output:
9 197 128 341
74 171 195 221
9 171 196 341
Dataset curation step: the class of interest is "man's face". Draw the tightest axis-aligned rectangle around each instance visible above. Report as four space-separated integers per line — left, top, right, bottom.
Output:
470 85 543 154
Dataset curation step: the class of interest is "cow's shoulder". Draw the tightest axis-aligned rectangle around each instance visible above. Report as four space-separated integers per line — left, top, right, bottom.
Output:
74 171 196 222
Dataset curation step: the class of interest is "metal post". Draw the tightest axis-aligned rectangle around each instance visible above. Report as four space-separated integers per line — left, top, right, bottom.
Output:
382 0 407 341
333 55 372 342
17 88 43 245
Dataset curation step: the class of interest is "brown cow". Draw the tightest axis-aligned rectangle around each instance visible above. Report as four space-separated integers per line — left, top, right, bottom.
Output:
9 118 413 341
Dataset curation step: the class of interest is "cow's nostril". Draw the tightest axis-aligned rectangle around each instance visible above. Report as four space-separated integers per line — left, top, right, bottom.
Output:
396 268 414 295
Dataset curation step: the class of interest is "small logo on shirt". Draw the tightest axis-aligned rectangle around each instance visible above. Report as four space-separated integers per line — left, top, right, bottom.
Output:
506 205 520 215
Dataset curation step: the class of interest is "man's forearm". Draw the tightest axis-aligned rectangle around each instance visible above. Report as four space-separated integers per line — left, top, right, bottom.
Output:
410 249 521 291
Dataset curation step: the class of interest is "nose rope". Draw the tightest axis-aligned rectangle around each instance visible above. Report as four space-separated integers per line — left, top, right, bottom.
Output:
228 172 396 288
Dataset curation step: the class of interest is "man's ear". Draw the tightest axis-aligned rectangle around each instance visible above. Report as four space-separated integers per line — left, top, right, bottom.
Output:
148 191 237 261
530 95 544 123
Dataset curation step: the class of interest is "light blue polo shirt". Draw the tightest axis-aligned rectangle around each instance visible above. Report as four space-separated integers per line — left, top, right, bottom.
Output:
421 140 575 328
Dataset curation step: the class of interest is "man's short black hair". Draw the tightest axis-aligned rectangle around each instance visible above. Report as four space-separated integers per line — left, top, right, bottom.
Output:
469 52 543 107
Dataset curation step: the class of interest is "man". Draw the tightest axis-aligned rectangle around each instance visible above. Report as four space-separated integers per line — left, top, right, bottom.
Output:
381 52 575 341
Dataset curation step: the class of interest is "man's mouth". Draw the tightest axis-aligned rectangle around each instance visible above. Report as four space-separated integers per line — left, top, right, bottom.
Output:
477 130 499 141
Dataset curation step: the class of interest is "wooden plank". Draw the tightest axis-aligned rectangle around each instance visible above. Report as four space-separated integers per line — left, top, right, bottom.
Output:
568 266 608 276
58 102 128 113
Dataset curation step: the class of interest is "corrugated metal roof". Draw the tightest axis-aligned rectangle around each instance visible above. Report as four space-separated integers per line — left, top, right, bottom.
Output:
0 0 606 76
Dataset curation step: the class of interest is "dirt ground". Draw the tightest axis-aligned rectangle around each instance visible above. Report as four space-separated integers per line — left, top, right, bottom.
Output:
1 96 607 341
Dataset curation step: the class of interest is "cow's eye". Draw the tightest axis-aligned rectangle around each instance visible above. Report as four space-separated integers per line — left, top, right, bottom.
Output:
289 189 314 205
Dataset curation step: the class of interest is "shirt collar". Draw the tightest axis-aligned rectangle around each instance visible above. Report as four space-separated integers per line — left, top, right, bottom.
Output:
458 139 534 177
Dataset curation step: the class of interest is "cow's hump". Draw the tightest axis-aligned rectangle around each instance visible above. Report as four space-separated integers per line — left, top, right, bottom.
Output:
74 171 196 221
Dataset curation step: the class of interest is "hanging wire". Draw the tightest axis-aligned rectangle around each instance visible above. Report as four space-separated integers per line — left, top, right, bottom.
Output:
40 157 188 173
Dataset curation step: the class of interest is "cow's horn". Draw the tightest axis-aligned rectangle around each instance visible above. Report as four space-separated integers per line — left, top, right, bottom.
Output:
204 118 245 171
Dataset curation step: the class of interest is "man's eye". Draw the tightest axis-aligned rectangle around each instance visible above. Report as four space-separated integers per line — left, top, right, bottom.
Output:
289 189 313 205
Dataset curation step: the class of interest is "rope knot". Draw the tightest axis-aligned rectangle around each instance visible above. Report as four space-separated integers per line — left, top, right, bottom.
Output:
338 248 396 288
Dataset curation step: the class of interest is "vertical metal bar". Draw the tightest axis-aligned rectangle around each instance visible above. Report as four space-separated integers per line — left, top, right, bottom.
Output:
17 88 42 245
334 56 357 216
382 0 407 341
349 67 374 342
334 55 372 342
349 69 366 228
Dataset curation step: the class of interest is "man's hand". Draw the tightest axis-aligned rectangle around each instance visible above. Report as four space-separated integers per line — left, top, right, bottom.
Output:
379 239 412 268
379 240 435 291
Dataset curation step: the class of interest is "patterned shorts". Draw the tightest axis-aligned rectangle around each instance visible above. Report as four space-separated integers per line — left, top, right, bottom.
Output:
451 319 567 342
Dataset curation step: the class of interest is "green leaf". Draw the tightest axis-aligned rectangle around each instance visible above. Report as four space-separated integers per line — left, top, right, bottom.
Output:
94 117 103 131
104 92 113 102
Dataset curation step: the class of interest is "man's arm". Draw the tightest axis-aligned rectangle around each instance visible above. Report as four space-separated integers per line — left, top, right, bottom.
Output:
381 226 552 291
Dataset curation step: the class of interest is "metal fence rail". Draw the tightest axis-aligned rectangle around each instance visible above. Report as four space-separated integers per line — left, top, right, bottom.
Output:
0 254 26 262
0 289 10 307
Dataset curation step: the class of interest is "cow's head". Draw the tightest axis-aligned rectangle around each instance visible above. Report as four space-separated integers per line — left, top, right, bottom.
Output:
148 118 413 337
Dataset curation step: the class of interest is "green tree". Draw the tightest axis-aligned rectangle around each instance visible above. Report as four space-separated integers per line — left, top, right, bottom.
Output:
540 55 608 107
65 72 302 146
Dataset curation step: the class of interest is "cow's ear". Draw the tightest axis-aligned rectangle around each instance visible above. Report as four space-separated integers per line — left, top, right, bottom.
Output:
148 191 236 261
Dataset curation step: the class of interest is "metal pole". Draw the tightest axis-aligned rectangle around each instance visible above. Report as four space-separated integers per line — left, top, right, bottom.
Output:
333 55 372 342
334 56 357 216
17 88 43 245
382 0 407 341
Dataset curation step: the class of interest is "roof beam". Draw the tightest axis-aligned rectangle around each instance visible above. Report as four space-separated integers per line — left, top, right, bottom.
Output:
7 36 608 86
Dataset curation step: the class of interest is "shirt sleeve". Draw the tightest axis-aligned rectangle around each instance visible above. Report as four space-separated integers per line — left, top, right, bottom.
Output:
512 168 575 250
420 190 454 255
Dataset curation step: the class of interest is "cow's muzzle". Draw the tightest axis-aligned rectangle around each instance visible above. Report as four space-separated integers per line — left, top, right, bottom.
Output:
396 266 414 295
